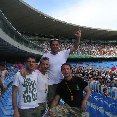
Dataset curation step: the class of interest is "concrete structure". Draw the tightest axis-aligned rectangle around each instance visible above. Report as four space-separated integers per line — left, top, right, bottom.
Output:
0 0 117 40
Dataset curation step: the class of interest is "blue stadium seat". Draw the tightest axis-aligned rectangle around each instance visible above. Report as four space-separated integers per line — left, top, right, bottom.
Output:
110 104 117 116
97 109 105 117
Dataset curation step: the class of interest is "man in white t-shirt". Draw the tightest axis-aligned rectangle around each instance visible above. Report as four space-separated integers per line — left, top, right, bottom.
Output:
12 55 39 117
36 57 49 116
42 30 81 105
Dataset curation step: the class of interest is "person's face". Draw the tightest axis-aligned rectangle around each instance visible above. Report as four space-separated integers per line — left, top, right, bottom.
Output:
50 40 60 53
40 60 49 73
26 58 36 71
61 65 72 78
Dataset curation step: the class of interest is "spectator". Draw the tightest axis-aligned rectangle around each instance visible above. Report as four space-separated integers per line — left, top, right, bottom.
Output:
49 63 90 117
103 87 109 96
37 57 49 116
0 79 6 96
17 63 23 70
0 64 8 84
12 55 39 117
42 31 81 105
0 64 8 95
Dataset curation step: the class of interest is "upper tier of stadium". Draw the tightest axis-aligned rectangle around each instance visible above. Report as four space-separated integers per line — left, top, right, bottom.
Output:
0 0 117 40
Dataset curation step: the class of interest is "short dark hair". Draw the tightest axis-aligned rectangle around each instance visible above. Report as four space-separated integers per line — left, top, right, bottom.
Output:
61 63 72 70
50 39 61 45
40 57 49 64
25 55 36 62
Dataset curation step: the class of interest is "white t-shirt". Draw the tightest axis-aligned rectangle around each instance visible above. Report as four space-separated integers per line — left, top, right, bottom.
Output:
36 70 48 103
13 71 39 109
43 49 70 85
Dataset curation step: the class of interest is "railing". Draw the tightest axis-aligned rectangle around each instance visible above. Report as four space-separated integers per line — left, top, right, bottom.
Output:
0 10 42 52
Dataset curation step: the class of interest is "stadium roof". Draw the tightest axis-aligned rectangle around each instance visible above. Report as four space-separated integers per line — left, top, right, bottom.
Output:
0 0 117 40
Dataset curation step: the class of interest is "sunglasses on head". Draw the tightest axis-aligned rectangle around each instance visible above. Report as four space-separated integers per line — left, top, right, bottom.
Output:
50 38 59 41
50 39 60 44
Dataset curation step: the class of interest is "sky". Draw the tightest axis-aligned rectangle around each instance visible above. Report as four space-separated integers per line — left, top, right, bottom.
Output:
23 0 117 31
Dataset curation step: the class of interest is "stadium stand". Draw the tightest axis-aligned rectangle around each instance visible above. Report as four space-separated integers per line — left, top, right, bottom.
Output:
0 62 116 117
0 0 117 117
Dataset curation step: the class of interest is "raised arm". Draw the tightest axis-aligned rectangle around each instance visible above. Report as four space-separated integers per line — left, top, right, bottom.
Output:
70 30 81 54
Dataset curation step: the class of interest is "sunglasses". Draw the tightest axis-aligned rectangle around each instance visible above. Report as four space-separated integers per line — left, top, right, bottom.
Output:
50 38 59 41
50 39 60 44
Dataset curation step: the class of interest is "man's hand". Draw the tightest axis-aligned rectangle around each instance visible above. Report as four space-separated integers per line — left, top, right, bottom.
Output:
81 100 87 111
74 30 81 39
44 111 55 117
70 30 81 53
14 108 20 117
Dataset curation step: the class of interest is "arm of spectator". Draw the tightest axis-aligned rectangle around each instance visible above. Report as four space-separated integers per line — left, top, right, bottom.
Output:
46 95 60 117
70 30 81 54
81 86 91 111
50 95 60 108
12 85 20 117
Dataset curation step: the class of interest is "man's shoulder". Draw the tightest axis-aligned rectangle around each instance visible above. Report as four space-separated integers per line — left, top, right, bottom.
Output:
73 76 83 82
32 71 40 78
34 69 40 74
58 80 66 86
13 71 21 81
59 49 70 53
73 75 81 79
43 52 51 57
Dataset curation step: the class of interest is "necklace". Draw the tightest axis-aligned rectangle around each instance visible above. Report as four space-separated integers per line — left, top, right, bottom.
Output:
65 82 73 101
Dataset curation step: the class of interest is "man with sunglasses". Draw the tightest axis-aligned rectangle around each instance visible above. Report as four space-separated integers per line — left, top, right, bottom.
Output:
42 30 81 106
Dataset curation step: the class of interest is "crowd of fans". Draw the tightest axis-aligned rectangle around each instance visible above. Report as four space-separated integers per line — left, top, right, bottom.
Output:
29 39 117 57
77 42 117 57
71 63 117 99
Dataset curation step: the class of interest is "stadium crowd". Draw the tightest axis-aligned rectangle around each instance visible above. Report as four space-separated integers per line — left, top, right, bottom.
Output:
30 39 117 57
71 64 117 99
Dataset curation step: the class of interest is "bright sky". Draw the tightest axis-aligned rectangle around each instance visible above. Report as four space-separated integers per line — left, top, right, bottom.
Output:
23 0 117 30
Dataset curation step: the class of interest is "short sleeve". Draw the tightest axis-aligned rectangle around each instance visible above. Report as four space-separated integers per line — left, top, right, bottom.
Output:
63 49 70 60
13 73 20 87
75 77 88 90
80 78 88 89
56 83 63 96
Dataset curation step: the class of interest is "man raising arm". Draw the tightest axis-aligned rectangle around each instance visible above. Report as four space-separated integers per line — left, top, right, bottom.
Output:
42 30 81 106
